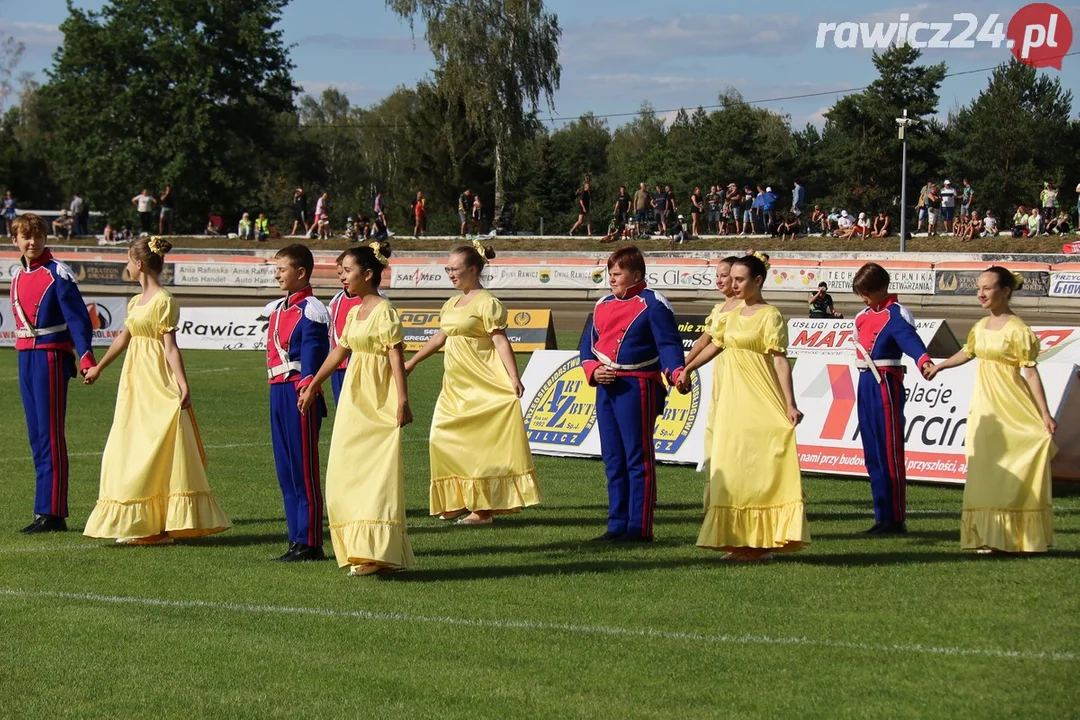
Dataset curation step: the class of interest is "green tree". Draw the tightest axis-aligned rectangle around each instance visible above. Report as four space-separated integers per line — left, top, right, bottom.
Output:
944 59 1074 217
42 0 299 230
386 0 561 221
819 45 946 222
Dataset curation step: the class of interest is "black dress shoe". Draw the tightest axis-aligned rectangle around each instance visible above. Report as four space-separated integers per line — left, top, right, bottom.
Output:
24 515 68 534
611 533 652 544
19 517 41 533
864 522 885 534
282 544 326 562
591 531 622 542
274 542 300 561
875 521 908 535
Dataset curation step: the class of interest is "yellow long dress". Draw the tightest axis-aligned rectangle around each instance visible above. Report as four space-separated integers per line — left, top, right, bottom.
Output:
326 301 415 570
701 300 741 484
84 291 231 539
960 316 1056 552
428 290 541 515
698 304 809 551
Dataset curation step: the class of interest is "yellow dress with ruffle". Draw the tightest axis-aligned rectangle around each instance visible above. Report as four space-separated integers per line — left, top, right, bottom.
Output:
698 305 809 551
326 301 415 569
428 290 541 515
84 291 231 539
960 316 1056 552
701 300 741 483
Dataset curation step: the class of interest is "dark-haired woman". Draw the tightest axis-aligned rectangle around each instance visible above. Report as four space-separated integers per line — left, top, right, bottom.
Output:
83 237 231 544
925 267 1056 554
679 254 808 561
405 243 540 525
299 242 415 575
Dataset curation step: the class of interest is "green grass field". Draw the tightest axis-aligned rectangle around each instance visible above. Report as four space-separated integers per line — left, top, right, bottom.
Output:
1 334 1078 718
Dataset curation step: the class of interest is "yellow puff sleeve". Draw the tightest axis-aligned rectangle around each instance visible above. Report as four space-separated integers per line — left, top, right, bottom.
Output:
480 293 509 334
158 293 180 335
1013 323 1040 368
378 303 405 350
761 306 788 355
704 305 727 349
962 321 979 358
338 305 357 350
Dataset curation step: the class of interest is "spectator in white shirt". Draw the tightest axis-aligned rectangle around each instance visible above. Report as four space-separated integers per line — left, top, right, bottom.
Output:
939 180 957 233
131 189 157 236
984 210 999 236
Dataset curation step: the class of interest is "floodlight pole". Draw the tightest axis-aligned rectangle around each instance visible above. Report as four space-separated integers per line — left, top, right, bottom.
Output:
896 109 915 253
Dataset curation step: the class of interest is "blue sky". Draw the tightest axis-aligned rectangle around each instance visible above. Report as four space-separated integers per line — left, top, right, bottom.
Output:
2 0 1078 129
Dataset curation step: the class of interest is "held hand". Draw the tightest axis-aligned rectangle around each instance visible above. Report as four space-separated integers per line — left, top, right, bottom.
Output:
593 366 617 385
178 385 192 410
922 363 938 381
675 374 693 394
787 405 803 427
297 386 315 414
1044 415 1058 436
512 379 525 398
404 360 415 376
398 401 413 428
83 367 101 385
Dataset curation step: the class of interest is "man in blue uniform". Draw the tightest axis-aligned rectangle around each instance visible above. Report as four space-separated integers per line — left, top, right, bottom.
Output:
580 246 685 542
11 213 97 533
852 263 932 535
266 244 330 561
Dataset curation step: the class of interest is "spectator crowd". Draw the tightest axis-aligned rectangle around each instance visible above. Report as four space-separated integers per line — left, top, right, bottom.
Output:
5 178 1080 245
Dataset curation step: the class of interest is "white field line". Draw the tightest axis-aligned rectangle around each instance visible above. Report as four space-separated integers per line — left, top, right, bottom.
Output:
0 587 1073 663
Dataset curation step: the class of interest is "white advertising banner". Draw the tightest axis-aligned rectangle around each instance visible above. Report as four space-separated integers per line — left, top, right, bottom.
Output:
765 264 825 292
174 306 269 351
786 318 961 359
793 356 1079 483
519 350 711 466
0 296 129 347
388 263 714 291
173 262 278 288
390 264 489 290
643 265 716 290
819 266 936 294
1031 326 1080 366
1048 271 1080 298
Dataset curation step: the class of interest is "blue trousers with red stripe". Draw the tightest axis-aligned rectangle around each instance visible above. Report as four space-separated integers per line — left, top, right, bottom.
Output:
18 350 75 517
595 376 666 539
269 383 326 547
857 368 907 524
330 369 347 406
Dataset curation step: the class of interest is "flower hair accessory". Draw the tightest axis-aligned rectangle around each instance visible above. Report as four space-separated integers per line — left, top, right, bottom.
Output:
471 239 489 265
1011 270 1025 288
148 236 167 256
368 242 389 266
752 251 771 271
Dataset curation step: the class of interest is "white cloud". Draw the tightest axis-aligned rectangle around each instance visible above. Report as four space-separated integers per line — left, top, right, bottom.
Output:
0 20 61 49
561 13 809 64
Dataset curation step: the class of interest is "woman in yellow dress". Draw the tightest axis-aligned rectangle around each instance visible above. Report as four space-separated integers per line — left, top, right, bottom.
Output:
83 237 231 544
299 242 415 575
684 255 742 478
924 267 1057 553
404 242 541 525
677 254 808 561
